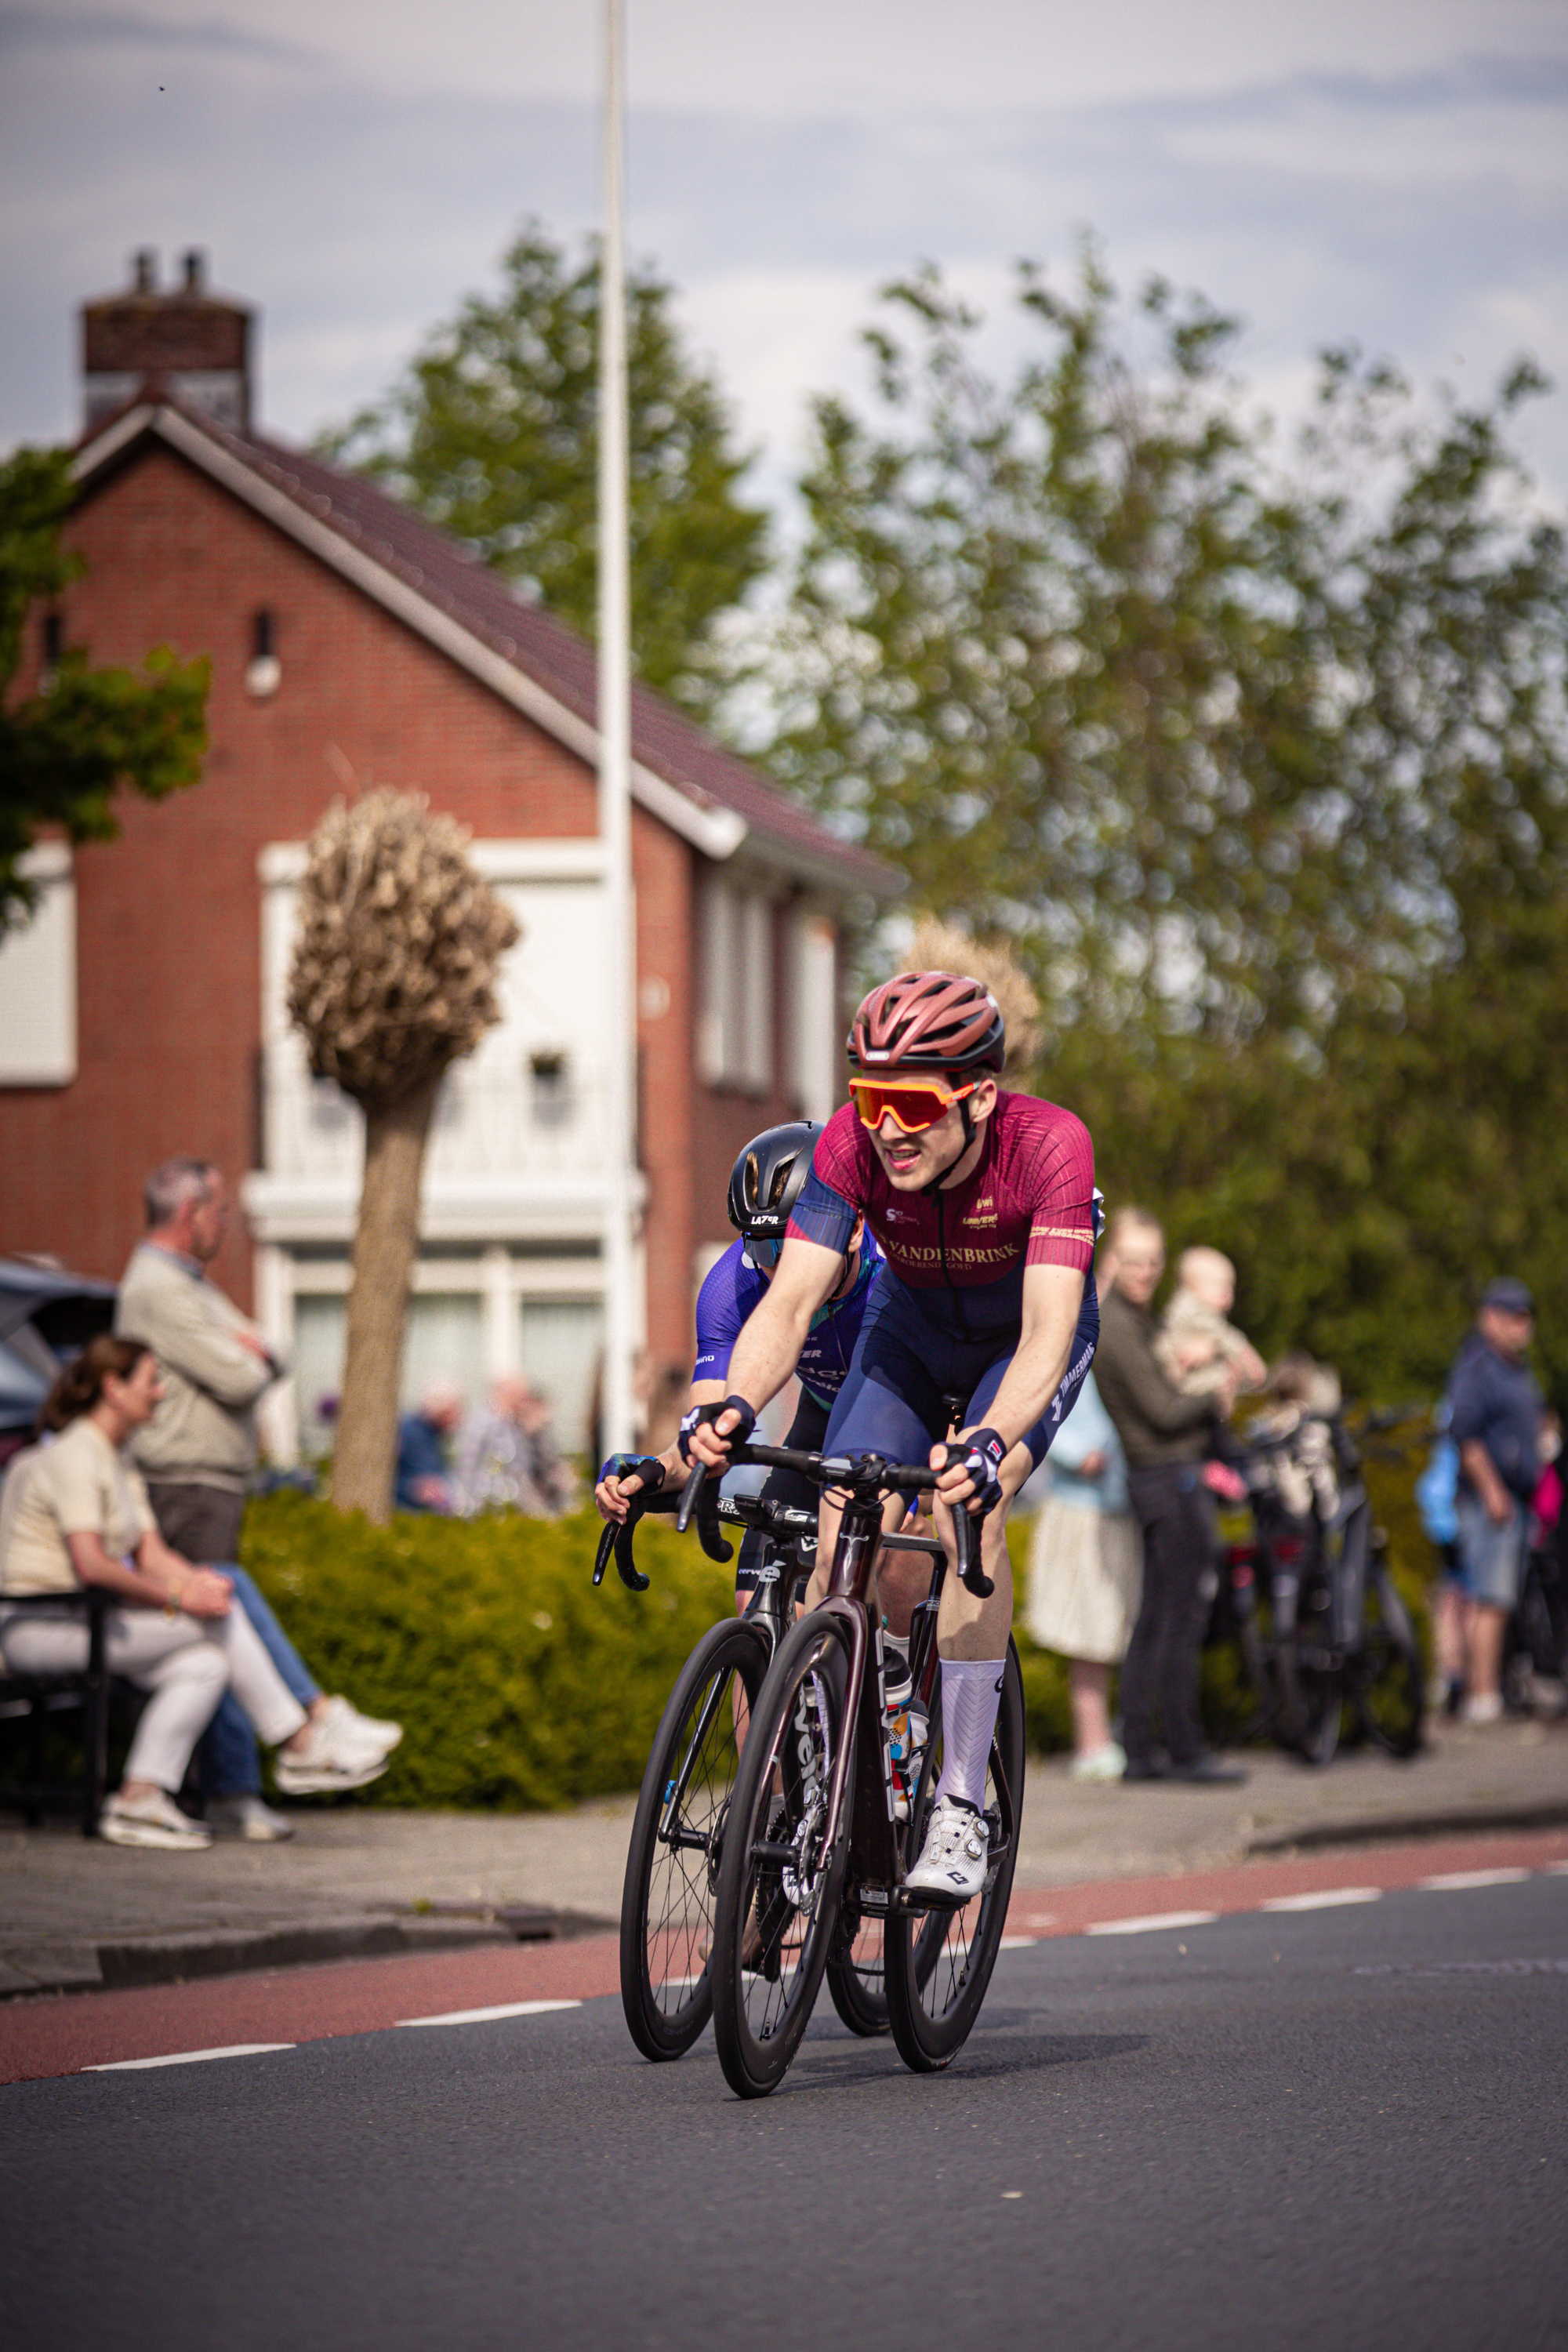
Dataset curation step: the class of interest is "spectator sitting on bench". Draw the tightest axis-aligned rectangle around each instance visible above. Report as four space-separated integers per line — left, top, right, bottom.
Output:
0 1338 386 1851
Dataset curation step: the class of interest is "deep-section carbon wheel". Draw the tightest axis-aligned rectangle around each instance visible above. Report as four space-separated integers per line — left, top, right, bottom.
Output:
620 1617 768 2061
884 1640 1025 2074
710 1611 854 2099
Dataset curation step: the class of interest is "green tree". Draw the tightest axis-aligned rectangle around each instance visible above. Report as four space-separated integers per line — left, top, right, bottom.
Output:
767 256 1568 1401
0 446 209 931
318 223 769 721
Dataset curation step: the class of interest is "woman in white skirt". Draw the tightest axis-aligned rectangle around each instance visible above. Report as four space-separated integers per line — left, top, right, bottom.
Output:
0 1335 379 1849
1026 1367 1142 1781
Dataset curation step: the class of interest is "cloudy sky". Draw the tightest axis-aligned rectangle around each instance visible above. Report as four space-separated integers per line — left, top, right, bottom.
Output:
4 0 1567 512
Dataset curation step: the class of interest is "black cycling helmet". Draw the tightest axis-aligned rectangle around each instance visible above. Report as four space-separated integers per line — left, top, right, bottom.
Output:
727 1120 824 1242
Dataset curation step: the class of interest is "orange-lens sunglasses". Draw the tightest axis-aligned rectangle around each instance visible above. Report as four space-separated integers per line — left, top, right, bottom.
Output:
848 1076 978 1134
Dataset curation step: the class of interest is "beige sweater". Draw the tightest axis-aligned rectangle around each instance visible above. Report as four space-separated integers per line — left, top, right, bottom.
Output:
114 1243 281 1494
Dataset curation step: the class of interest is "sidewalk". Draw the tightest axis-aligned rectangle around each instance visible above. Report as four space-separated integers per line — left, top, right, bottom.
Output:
2 1711 1563 1999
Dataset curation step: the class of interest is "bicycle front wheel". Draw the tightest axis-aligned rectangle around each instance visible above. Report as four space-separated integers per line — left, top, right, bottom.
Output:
1278 1573 1342 1767
620 1617 768 2062
885 1642 1025 2074
1356 1568 1425 1759
710 1611 854 2100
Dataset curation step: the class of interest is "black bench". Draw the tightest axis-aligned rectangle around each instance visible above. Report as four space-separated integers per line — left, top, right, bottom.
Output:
0 1592 112 1836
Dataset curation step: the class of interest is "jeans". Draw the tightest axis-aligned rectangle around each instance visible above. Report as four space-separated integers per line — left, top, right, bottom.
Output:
198 1568 321 1795
1454 1492 1529 1610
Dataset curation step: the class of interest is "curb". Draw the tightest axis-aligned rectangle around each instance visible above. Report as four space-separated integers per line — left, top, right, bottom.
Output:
0 1905 615 2002
1246 1797 1568 1856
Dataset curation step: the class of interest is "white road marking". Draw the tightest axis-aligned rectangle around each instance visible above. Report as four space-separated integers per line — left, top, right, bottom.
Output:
1418 1868 1533 1892
1261 1888 1384 1912
1085 1911 1219 1936
1544 1861 1568 1876
85 2043 295 2073
998 1936 1039 1951
396 2000 583 2027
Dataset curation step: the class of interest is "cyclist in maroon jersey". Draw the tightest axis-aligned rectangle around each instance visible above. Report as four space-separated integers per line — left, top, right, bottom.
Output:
686 971 1100 1900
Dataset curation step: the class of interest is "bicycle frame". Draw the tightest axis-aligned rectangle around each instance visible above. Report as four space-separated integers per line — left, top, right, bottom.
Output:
678 1443 997 1917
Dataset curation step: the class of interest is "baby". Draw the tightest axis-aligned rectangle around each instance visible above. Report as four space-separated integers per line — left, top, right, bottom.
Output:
1156 1247 1268 1400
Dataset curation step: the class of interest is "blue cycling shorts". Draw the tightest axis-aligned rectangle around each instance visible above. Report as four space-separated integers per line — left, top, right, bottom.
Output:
821 1270 1098 1482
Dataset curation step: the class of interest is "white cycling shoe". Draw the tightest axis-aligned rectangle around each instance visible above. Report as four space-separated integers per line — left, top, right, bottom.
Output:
905 1794 989 1901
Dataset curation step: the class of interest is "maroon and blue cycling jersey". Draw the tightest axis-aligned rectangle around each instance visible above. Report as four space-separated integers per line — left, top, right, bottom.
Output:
693 1230 883 1409
787 1094 1098 1337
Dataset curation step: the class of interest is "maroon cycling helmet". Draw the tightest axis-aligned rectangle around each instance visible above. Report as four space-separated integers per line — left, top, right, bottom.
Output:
848 971 1006 1073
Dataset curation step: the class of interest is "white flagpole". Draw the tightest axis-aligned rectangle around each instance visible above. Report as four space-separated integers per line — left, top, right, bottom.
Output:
598 0 637 1457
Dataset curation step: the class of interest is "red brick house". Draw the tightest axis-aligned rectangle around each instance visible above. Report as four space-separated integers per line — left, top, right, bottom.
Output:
0 255 898 1460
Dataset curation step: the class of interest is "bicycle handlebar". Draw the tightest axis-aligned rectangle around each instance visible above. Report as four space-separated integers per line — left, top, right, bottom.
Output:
675 1443 993 1598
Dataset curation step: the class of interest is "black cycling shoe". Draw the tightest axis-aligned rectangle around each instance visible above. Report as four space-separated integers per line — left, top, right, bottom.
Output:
1165 1751 1248 1786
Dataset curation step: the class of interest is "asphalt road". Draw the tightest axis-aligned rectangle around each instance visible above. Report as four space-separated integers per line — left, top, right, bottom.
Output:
3 1869 1565 2352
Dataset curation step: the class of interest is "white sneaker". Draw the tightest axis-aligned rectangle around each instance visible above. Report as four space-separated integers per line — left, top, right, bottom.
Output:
1070 1742 1127 1784
1461 1691 1504 1726
323 1693 403 1756
207 1794 295 1842
98 1790 212 1851
905 1795 990 1901
273 1718 390 1796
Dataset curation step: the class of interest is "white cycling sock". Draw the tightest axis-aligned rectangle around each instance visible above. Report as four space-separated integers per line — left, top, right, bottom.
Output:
935 1657 1006 1812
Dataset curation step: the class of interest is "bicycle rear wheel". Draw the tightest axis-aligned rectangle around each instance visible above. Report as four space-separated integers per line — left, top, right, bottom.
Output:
826 1910 887 2037
885 1642 1025 2074
1355 1567 1425 1758
710 1611 854 2099
620 1617 768 2061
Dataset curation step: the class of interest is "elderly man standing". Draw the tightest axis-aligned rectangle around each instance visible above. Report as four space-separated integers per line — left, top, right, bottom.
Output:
1093 1207 1244 1785
115 1158 279 1564
1450 1277 1544 1725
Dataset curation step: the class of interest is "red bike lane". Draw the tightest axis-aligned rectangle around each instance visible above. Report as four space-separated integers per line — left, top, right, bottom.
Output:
2 1825 1564 2087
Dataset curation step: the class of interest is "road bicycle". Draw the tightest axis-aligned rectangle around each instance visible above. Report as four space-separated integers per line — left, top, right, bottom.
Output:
1220 1410 1425 1766
673 1436 1025 2100
597 1479 942 2059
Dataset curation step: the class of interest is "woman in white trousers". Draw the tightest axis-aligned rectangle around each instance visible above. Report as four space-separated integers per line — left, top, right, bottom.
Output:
0 1335 376 1849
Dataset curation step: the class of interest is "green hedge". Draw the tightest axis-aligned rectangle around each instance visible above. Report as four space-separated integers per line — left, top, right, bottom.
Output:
238 1496 1080 1814
241 1494 735 1811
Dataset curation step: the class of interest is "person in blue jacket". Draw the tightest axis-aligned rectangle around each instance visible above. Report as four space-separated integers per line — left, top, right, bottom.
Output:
594 1121 888 1602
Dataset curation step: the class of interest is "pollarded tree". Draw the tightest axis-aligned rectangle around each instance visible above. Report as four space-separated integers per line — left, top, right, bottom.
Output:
288 789 519 1522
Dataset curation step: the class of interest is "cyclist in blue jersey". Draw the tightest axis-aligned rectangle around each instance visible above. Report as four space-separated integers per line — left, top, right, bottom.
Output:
688 973 1100 1900
596 1122 923 1624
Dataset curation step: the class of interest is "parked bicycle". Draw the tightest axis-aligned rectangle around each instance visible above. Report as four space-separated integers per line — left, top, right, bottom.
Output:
597 1476 944 2060
1218 1408 1425 1766
1502 1510 1568 1719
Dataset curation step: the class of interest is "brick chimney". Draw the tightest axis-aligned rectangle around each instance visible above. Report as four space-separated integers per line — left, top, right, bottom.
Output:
82 249 254 436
